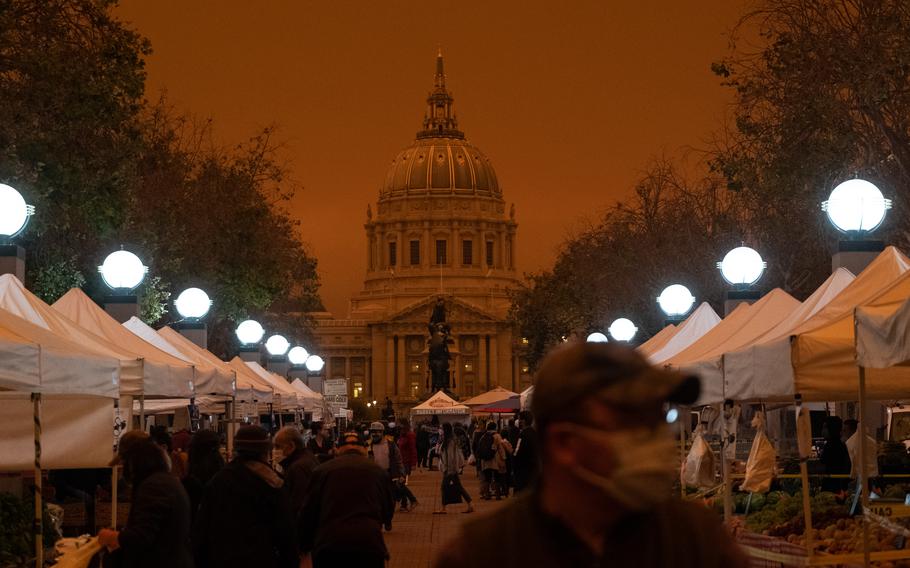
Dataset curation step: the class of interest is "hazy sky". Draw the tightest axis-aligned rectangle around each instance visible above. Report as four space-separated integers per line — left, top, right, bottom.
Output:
117 1 747 317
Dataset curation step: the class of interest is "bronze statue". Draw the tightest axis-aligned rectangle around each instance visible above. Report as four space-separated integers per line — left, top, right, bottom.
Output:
427 297 452 391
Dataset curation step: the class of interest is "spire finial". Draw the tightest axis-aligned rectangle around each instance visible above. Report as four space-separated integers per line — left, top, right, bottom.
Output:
435 47 445 88
417 49 464 140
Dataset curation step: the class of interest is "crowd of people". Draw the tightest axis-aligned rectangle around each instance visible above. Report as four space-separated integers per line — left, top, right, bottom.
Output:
85 341 752 568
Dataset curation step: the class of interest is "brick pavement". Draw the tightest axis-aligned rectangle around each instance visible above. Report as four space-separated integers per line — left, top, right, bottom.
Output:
385 467 507 568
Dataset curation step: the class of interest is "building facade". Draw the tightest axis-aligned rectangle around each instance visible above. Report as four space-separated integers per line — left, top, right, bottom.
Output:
311 53 529 409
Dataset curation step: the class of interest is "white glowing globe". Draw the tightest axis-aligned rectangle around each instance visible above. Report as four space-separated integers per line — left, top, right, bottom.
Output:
235 319 265 345
0 184 34 237
174 287 211 319
608 318 638 342
305 355 325 372
98 250 148 290
265 334 290 356
822 179 891 233
288 346 310 366
718 246 766 286
586 332 608 343
657 284 695 317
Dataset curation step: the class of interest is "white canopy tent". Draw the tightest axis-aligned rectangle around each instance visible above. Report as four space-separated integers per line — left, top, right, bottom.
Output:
410 390 471 419
637 324 677 358
290 379 327 420
520 385 533 411
721 268 856 402
123 317 234 396
155 327 249 401
648 302 721 364
244 361 304 410
0 308 121 470
227 357 274 403
665 289 800 405
53 288 195 398
725 247 910 402
0 275 156 397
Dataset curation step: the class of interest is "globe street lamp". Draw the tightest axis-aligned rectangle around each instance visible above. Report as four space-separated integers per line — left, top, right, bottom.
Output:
287 345 310 382
717 246 767 315
236 319 265 363
173 287 212 348
586 332 608 343
0 184 35 281
304 354 326 393
608 318 638 342
99 249 148 323
657 284 695 322
823 178 892 275
265 334 291 376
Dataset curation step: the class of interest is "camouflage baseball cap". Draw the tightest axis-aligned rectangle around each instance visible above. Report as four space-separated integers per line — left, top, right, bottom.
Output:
531 342 700 427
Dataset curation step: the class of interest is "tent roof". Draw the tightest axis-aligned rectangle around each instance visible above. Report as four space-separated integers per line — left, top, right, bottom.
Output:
636 324 677 357
462 386 518 406
411 390 471 415
856 298 910 369
53 288 195 397
669 288 800 367
242 361 302 409
290 378 322 400
0 307 120 397
123 318 234 396
227 357 274 402
648 302 721 364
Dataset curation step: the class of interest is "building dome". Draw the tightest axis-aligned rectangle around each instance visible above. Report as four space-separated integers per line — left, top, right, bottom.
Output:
380 50 501 198
382 137 500 196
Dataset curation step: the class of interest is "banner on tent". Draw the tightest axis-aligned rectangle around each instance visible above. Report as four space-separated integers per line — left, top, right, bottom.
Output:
323 379 347 396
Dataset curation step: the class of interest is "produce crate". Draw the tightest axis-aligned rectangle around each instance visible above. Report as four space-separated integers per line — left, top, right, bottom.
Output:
60 501 88 534
94 500 129 531
736 530 808 567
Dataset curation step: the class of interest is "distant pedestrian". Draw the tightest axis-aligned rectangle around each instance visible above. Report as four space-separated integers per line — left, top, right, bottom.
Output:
307 421 335 464
434 423 474 514
477 422 511 500
97 431 193 568
416 420 430 470
275 426 319 516
434 342 749 568
512 411 539 492
299 431 395 568
193 425 298 568
182 429 224 519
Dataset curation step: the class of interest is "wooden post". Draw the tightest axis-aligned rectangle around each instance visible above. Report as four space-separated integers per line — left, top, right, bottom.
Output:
858 366 871 567
796 399 814 559
111 465 118 528
32 393 42 568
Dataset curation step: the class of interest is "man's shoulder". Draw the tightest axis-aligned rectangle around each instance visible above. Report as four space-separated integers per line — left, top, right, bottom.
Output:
460 494 535 537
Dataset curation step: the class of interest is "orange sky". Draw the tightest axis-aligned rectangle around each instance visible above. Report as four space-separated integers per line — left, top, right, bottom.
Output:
116 1 746 317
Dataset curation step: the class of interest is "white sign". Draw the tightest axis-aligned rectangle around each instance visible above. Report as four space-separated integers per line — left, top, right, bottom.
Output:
326 394 348 406
324 379 348 396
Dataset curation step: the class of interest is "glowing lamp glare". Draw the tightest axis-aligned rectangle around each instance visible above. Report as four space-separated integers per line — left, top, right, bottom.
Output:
305 355 325 372
608 318 638 342
657 284 695 317
822 179 891 233
586 332 608 343
0 184 34 238
235 320 264 345
174 287 211 319
98 250 148 290
288 346 310 366
717 246 766 286
265 334 290 356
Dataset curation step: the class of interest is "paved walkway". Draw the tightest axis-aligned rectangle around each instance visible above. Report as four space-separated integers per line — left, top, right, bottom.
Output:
385 467 507 568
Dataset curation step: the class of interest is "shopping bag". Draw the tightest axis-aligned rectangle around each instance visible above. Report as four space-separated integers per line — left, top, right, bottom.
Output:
683 431 716 489
741 412 776 493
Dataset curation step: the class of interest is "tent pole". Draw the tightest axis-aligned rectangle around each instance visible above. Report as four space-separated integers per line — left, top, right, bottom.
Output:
227 397 235 457
679 416 686 499
32 392 42 568
796 398 814 560
139 393 145 431
858 366 871 567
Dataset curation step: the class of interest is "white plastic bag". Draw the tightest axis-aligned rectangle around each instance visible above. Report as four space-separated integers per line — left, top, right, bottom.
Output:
741 411 776 493
683 430 716 489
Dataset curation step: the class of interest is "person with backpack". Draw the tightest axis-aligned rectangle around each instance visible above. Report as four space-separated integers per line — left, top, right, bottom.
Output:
477 422 511 500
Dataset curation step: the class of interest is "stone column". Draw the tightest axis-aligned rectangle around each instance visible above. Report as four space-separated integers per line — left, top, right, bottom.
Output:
386 335 395 397
479 335 488 391
489 332 499 388
344 357 352 380
396 333 407 397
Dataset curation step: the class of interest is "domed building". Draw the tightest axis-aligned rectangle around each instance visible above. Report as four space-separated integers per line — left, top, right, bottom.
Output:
310 52 528 410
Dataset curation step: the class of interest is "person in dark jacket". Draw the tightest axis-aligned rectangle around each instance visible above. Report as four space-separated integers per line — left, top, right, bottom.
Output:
299 431 394 568
512 411 540 492
435 342 749 568
307 421 335 463
182 429 224 520
819 416 851 493
193 425 298 568
275 425 318 515
415 420 430 470
97 430 193 568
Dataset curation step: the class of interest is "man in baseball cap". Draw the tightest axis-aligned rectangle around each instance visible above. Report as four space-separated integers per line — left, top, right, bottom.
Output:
435 341 748 568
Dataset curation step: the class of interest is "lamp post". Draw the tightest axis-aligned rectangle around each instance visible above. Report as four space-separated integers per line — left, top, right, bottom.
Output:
0 184 35 281
172 287 212 349
265 334 290 376
657 284 695 325
287 346 310 383
717 246 766 315
822 178 891 275
608 318 638 343
304 354 325 393
235 319 265 362
99 248 148 323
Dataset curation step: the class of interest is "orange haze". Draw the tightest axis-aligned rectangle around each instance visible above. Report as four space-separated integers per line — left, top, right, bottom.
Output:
117 1 746 317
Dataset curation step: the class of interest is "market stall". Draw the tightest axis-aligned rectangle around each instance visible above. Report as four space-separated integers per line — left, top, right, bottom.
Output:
410 391 471 423
636 323 677 358
648 302 721 364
